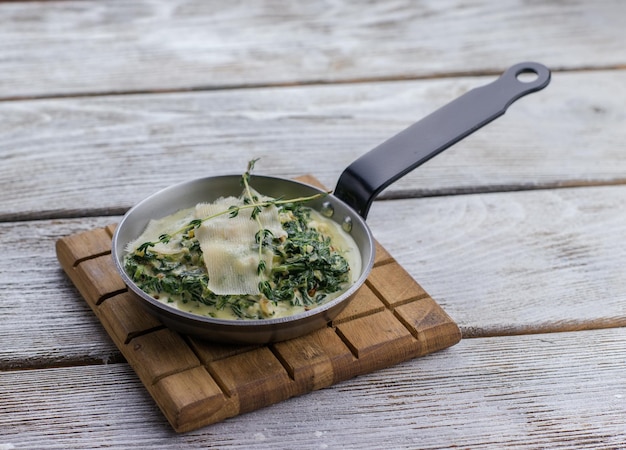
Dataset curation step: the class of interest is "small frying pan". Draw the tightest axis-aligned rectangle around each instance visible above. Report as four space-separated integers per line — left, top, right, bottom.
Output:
112 62 550 344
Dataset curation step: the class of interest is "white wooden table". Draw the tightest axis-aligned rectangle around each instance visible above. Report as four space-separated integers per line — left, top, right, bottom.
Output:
1 1 625 448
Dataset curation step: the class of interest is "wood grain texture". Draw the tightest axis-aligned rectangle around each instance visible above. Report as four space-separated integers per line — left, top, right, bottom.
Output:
2 70 625 221
2 185 624 369
0 216 121 370
2 328 625 448
1 0 624 444
54 222 459 431
366 185 626 337
0 0 624 98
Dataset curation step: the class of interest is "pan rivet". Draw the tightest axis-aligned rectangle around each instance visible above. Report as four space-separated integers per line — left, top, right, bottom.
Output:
342 216 353 232
321 201 334 217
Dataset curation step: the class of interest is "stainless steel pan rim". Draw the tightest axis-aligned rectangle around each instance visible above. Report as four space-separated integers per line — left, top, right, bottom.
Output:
111 175 376 343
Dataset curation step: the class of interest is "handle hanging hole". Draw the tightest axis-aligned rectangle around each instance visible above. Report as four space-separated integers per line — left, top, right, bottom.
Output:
516 68 539 83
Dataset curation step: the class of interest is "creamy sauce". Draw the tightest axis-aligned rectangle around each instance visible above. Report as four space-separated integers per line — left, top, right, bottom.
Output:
124 200 361 321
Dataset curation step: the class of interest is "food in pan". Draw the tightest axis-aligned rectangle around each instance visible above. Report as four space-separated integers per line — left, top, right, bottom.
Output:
123 161 361 320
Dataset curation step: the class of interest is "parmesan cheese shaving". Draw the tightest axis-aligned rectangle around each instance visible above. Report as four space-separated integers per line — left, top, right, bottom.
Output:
125 208 195 256
194 192 287 295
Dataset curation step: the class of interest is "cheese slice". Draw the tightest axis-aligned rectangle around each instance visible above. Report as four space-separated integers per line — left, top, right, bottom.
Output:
126 208 195 256
195 192 286 295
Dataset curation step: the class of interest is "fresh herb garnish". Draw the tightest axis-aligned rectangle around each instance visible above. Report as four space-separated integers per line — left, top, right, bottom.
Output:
124 160 351 320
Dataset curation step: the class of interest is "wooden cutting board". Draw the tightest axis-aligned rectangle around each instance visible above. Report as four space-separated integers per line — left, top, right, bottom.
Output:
55 176 461 433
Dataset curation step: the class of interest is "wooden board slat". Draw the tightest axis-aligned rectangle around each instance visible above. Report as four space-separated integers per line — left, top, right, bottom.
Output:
0 0 623 98
55 218 460 432
366 184 626 337
2 70 625 222
2 328 626 448
271 327 356 389
2 183 626 370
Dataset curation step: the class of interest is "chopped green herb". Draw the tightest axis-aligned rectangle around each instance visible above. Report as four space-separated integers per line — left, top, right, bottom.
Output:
123 160 356 320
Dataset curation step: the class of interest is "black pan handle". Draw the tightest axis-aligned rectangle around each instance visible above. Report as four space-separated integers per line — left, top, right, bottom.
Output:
334 61 551 218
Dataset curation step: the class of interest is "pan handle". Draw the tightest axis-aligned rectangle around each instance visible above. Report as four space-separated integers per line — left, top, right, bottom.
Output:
334 61 551 219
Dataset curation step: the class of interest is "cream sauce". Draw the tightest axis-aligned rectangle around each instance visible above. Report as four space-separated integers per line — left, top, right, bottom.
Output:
125 204 362 320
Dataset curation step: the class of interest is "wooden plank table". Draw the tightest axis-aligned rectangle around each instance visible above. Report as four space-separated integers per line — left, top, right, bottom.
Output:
1 0 625 447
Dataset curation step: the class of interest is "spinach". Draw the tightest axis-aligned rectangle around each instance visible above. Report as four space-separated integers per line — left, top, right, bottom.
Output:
124 202 351 320
123 160 351 320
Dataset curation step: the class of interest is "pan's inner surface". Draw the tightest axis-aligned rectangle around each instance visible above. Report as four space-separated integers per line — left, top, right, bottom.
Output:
112 175 375 331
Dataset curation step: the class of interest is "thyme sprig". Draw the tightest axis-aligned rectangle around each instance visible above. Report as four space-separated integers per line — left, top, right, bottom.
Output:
135 160 328 256
125 201 352 319
239 158 273 293
124 159 354 320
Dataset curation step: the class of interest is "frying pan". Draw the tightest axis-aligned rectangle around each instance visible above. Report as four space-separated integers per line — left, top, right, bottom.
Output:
112 62 551 344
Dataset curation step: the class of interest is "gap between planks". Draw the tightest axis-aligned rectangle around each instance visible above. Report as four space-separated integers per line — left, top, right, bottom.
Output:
4 180 626 225
0 65 619 104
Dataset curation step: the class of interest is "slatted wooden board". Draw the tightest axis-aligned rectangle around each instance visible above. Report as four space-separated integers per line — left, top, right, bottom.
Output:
55 185 461 433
